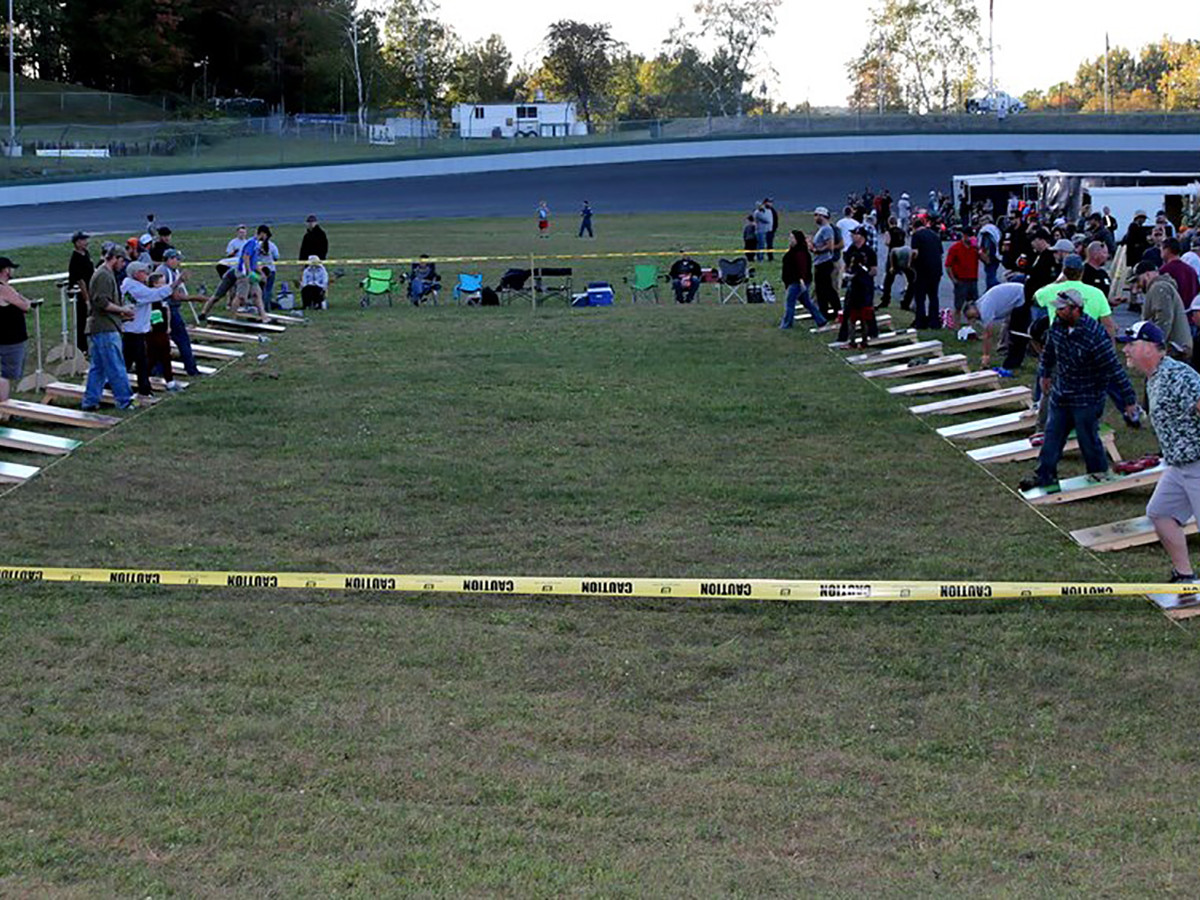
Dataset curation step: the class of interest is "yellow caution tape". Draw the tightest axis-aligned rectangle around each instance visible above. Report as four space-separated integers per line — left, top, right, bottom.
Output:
180 250 766 268
1 566 1195 605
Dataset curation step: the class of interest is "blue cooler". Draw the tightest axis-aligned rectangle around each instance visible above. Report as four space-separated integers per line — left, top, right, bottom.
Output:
586 282 614 306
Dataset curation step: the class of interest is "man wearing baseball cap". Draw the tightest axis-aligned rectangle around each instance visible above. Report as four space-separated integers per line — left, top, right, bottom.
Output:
1130 258 1192 360
810 207 840 320
67 230 93 354
1122 320 1200 589
120 260 176 402
1019 289 1138 492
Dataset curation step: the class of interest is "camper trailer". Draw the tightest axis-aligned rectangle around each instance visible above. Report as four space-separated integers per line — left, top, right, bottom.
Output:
451 102 588 139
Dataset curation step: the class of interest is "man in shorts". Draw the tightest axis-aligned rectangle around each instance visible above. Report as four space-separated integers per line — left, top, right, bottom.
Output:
1123 320 1200 590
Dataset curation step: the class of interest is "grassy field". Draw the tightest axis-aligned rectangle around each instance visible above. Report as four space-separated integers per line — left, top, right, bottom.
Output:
2 215 1199 895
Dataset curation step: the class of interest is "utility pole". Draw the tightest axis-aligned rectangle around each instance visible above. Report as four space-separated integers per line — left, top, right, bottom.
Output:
7 0 15 152
1103 33 1111 114
988 0 995 113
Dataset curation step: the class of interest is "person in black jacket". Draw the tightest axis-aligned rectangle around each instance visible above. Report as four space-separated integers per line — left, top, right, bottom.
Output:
908 219 944 329
298 215 329 261
1121 211 1151 269
779 229 823 329
1000 228 1057 371
669 251 703 303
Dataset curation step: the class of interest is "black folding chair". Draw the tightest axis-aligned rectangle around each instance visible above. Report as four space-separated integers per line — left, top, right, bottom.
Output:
533 267 573 306
717 258 753 304
497 268 533 305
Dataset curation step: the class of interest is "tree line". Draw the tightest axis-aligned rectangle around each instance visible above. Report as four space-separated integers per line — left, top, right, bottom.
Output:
10 0 783 124
845 0 1200 114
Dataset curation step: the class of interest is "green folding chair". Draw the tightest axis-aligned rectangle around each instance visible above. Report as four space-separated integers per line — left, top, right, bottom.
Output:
625 264 660 303
360 268 397 308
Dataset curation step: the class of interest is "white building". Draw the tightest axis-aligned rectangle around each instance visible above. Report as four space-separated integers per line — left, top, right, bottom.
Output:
451 102 588 139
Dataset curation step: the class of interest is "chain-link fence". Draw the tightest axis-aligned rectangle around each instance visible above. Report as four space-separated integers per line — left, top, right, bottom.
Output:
3 110 1200 183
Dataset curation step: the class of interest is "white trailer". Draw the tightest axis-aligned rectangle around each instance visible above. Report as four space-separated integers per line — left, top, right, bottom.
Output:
451 102 588 139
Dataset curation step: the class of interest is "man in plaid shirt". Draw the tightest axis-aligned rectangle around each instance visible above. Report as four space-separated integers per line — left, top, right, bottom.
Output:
1020 289 1139 491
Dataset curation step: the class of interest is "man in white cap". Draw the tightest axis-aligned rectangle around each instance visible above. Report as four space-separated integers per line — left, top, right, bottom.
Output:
300 255 329 309
1018 288 1138 492
120 260 176 403
810 207 840 319
1123 320 1200 591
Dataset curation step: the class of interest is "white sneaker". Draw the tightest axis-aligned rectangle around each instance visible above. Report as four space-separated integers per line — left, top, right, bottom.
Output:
166 381 186 392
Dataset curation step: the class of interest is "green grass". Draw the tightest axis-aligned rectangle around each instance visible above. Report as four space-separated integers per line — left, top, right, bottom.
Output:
2 214 1199 895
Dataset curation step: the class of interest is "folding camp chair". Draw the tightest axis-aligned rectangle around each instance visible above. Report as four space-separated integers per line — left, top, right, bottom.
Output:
533 267 573 306
453 272 484 305
408 263 441 305
360 268 398 308
624 264 661 303
498 268 533 305
716 258 752 304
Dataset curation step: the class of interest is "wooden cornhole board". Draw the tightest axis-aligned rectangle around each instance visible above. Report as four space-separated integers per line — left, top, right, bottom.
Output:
910 386 1032 416
937 409 1039 441
0 459 40 484
177 343 243 361
811 314 892 334
862 354 969 380
236 310 306 327
968 427 1120 466
1071 515 1197 552
1158 594 1200 619
188 326 262 344
888 370 1000 397
1020 463 1165 506
829 329 918 350
42 382 113 406
171 361 217 377
206 315 286 334
0 426 81 456
847 340 943 366
0 399 119 429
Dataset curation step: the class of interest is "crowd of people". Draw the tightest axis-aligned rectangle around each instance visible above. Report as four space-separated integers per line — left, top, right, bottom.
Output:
0 213 331 409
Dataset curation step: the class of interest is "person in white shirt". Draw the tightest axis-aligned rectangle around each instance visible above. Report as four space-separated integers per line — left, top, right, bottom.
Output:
258 226 281 309
897 192 912 231
120 261 176 402
1182 235 1200 279
835 206 860 252
225 224 248 257
300 255 329 309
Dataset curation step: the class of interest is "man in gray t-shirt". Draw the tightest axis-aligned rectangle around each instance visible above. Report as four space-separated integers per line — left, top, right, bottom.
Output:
811 206 839 319
965 280 1025 368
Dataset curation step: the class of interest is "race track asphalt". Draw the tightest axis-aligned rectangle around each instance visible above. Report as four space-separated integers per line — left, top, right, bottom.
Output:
2 149 1196 249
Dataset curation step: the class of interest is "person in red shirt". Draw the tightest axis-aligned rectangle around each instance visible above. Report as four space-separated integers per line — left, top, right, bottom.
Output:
1161 237 1199 308
945 227 981 328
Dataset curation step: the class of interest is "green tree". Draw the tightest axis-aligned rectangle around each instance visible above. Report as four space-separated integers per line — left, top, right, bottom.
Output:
539 20 624 127
670 0 781 116
381 0 460 116
449 35 515 103
848 0 981 113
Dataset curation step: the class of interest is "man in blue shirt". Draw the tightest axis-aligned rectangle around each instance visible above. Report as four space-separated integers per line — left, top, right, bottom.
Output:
1019 288 1138 491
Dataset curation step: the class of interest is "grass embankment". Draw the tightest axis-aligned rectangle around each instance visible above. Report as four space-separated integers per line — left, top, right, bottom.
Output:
2 215 1198 895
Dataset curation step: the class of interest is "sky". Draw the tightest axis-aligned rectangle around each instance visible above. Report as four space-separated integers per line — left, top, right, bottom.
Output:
429 0 1192 109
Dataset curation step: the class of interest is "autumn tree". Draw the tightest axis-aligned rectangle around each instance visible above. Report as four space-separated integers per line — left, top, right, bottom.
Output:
539 20 624 127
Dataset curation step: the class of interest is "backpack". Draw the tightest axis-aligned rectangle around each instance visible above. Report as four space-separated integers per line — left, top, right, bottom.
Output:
480 286 499 306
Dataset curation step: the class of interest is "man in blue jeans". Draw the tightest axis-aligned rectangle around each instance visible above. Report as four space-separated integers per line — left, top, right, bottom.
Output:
82 245 137 410
1019 288 1139 492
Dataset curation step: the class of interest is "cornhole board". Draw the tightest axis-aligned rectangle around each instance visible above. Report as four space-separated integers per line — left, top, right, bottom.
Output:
862 354 969 380
968 427 1120 466
235 310 306 327
888 370 1000 397
829 329 918 350
811 314 891 334
42 382 113 406
847 340 943 366
1159 594 1200 619
0 426 80 456
206 316 286 334
1021 464 1165 506
171 361 217 377
177 344 243 361
0 399 119 429
0 459 40 484
1071 515 1197 552
909 387 1032 416
937 409 1039 441
188 326 262 344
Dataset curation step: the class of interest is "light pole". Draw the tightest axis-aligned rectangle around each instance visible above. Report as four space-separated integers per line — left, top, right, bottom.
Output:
7 0 15 151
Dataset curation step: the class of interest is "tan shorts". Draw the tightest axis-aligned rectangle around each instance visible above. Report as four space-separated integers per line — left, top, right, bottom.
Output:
1147 461 1200 525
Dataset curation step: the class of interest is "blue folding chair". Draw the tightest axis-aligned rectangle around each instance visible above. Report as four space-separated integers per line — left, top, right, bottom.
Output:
453 272 484 305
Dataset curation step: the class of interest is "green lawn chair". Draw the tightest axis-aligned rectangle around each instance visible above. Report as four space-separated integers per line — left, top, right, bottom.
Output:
625 264 660 303
360 268 398 308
